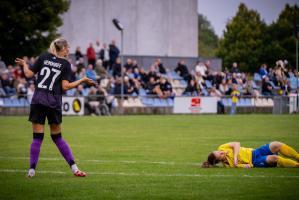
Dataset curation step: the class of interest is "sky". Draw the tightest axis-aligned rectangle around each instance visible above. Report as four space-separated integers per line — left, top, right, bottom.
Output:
197 0 299 37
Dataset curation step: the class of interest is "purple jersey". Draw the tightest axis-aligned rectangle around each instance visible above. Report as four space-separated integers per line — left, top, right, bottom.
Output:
30 53 71 109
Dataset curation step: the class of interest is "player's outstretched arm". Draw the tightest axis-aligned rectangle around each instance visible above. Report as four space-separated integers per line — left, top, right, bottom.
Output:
15 58 35 78
62 76 95 91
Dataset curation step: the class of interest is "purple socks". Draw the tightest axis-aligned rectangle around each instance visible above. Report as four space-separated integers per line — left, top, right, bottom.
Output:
51 133 75 166
30 133 44 169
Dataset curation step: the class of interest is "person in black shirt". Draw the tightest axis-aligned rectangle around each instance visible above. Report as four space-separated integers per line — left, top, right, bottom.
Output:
75 46 83 62
262 76 273 96
183 79 201 96
15 38 95 178
112 57 122 78
124 58 133 73
146 76 159 95
175 60 190 81
158 76 173 98
156 58 166 74
109 40 120 66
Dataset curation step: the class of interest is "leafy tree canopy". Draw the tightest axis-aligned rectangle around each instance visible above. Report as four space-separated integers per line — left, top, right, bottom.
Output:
0 0 70 64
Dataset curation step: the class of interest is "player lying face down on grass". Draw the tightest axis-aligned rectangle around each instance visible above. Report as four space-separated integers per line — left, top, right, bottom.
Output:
202 141 299 168
15 38 96 177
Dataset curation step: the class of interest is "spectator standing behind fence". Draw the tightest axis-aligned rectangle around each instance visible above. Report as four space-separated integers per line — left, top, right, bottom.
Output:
231 62 240 73
86 43 96 67
95 40 101 58
109 40 120 66
99 43 110 70
230 84 240 115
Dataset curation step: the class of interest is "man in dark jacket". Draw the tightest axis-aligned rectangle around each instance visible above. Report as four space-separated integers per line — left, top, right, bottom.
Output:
175 60 190 81
109 40 120 66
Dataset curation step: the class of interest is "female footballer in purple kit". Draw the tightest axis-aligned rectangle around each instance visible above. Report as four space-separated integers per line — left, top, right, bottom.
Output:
15 38 95 177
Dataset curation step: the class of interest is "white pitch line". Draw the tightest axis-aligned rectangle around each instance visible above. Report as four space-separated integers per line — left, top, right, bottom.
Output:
0 169 299 178
0 156 198 166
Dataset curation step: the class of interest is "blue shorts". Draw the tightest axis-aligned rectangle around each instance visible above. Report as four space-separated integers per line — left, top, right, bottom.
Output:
252 144 277 167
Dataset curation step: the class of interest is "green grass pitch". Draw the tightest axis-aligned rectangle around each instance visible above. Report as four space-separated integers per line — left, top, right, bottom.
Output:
0 115 299 200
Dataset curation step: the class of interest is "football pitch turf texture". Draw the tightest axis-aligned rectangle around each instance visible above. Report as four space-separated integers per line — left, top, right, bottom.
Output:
0 115 298 200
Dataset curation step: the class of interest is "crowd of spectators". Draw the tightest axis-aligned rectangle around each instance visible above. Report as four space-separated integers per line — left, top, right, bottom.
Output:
1 39 298 108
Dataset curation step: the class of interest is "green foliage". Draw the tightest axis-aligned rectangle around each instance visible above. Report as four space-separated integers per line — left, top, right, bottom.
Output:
263 4 299 68
0 0 70 64
217 3 266 72
198 14 219 57
217 3 299 72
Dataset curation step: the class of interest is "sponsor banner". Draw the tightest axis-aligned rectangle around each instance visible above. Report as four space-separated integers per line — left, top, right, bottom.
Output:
62 97 84 115
173 97 217 114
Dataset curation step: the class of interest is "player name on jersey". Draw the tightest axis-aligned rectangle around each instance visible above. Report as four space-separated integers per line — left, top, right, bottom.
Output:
43 60 62 69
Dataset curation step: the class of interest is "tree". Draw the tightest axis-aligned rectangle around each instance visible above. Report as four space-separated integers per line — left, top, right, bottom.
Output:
0 0 70 64
263 4 299 68
217 3 266 72
198 14 219 57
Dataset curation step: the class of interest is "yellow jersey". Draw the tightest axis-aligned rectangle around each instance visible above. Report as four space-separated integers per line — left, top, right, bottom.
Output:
217 143 253 168
231 90 240 103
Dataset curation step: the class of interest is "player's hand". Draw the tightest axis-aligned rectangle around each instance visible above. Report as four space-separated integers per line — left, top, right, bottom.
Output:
234 157 238 167
83 76 96 86
15 58 26 66
243 164 251 169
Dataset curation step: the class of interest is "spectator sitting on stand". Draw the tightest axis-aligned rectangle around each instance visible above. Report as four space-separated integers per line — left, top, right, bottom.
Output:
112 57 122 78
183 78 201 96
195 61 207 79
124 58 133 73
158 76 174 99
146 76 159 96
262 76 273 96
86 64 97 82
175 60 190 81
259 64 268 78
132 59 139 71
85 86 101 116
156 58 166 74
94 59 107 81
76 57 85 73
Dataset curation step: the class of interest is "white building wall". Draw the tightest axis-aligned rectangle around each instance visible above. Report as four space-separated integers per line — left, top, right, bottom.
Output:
59 0 198 57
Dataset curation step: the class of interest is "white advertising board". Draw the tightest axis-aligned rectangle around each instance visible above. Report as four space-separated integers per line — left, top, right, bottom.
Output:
173 97 218 114
62 97 84 115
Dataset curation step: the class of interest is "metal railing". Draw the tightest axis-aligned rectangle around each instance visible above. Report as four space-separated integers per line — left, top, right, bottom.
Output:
0 94 298 115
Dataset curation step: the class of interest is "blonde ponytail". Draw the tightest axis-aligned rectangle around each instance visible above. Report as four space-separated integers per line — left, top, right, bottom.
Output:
49 38 69 58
